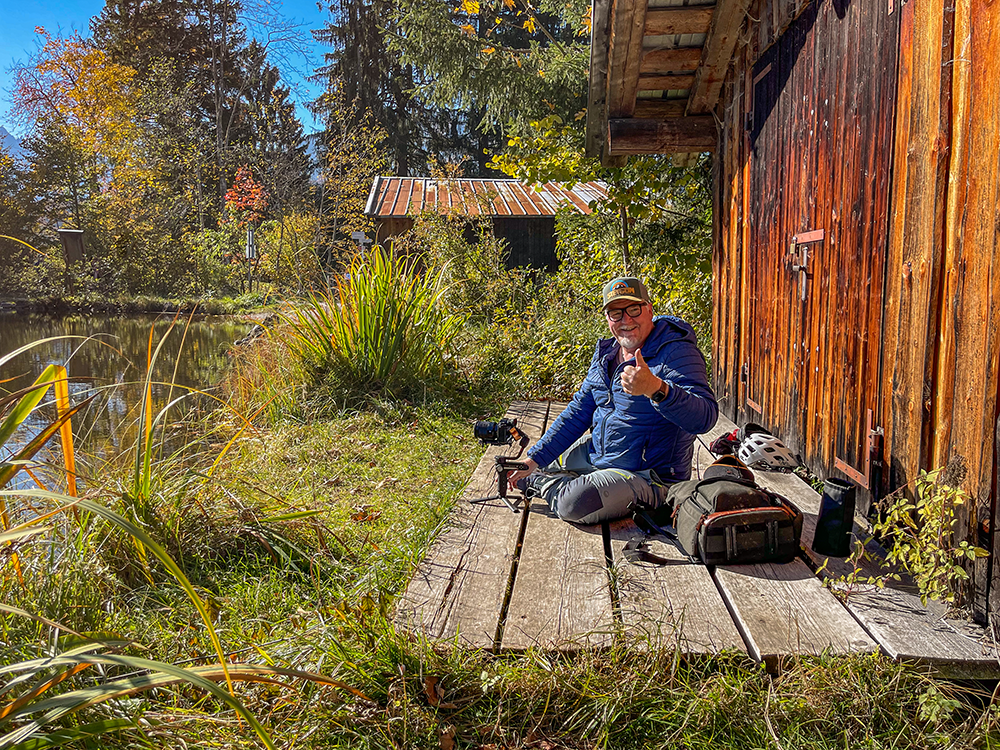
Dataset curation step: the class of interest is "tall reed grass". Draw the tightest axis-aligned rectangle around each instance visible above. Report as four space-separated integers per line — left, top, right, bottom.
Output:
283 246 467 397
0 328 354 748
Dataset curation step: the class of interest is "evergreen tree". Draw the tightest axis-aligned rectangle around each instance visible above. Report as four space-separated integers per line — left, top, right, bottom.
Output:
390 0 590 134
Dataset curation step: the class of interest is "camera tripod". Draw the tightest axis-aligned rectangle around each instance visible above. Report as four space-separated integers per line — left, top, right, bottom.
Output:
470 420 532 512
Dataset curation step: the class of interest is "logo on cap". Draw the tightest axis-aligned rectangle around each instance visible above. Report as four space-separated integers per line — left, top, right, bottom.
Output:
610 281 635 298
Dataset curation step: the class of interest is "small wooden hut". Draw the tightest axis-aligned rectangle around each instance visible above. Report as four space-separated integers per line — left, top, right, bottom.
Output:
364 177 609 269
587 0 1000 619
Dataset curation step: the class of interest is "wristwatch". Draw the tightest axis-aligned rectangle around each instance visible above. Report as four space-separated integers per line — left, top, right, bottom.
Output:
649 379 668 404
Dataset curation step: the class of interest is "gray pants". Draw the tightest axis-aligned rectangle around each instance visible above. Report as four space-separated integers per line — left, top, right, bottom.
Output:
531 436 669 525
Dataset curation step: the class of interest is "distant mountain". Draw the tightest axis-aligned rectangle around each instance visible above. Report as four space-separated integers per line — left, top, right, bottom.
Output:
0 126 23 160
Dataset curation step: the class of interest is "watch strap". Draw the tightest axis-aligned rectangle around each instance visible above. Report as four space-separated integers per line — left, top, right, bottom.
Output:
650 379 668 403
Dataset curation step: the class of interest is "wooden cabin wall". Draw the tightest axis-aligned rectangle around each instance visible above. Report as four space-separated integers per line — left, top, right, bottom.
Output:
493 218 560 270
714 0 900 509
882 0 1000 621
715 0 1000 618
375 216 559 270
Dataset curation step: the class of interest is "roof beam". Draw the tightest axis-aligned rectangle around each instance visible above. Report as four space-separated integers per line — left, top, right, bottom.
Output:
607 117 717 155
637 73 696 91
633 100 688 118
606 0 648 117
686 0 752 114
585 0 613 157
643 7 714 36
639 46 704 75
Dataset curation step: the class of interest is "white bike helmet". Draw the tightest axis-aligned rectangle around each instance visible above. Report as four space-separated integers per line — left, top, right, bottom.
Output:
737 433 798 470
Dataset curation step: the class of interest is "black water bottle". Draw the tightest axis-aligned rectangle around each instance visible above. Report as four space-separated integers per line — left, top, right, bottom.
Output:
812 477 856 557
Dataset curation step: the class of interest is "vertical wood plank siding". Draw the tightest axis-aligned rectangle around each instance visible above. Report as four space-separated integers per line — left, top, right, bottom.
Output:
715 0 1000 616
715 0 900 504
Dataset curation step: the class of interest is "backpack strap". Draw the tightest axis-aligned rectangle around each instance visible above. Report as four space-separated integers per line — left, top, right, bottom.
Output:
622 538 693 566
630 509 700 564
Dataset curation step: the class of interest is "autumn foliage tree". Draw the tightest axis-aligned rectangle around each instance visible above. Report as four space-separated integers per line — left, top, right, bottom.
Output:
12 29 143 187
224 166 269 227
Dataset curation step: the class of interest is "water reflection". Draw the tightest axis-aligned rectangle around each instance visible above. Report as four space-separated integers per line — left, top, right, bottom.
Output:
0 314 252 491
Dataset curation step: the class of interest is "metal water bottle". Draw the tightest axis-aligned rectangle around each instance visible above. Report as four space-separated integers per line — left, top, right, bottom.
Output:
812 477 856 557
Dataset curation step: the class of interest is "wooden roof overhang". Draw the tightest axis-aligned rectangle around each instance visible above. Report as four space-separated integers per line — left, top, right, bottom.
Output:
586 0 751 162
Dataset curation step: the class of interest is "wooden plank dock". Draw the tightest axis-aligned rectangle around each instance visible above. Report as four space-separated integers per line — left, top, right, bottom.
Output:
396 401 999 676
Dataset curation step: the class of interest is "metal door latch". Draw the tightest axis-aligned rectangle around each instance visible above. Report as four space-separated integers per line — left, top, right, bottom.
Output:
789 229 825 302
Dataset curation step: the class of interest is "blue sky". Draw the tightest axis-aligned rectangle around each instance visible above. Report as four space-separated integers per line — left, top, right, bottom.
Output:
0 0 329 137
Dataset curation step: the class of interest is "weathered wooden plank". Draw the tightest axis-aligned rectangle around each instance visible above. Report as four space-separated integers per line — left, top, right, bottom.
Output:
636 74 695 91
608 519 747 653
501 403 615 650
633 99 688 118
585 0 612 158
713 561 876 667
766 482 1000 677
639 46 704 75
607 117 717 155
501 501 614 650
943 0 1000 620
393 401 551 649
686 0 754 114
606 0 647 117
884 0 952 495
644 7 714 37
691 416 877 664
702 416 1000 678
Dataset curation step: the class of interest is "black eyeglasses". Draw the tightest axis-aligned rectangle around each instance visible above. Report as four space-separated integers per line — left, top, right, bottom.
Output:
605 303 646 322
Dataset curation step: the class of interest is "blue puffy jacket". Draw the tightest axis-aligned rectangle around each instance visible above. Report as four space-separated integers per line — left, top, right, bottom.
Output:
527 316 718 483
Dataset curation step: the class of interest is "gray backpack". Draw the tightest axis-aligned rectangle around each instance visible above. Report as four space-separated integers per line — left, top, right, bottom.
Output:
637 456 803 565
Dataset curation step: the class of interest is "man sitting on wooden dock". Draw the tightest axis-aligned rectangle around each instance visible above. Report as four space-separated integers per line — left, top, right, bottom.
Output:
507 277 718 524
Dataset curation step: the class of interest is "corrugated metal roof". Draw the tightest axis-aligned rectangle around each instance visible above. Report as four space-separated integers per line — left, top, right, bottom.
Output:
364 177 610 218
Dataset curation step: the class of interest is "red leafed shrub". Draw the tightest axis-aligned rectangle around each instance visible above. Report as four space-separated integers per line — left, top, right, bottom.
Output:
224 166 268 226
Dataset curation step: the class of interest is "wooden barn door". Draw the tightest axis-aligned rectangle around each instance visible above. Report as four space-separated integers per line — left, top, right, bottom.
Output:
741 0 900 500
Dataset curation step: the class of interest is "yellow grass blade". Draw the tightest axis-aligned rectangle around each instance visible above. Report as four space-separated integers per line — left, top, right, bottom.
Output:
208 392 282 478
0 663 92 722
0 235 51 258
22 468 50 492
51 367 78 499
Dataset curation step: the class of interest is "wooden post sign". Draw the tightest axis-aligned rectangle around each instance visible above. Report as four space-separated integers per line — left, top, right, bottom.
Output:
58 228 85 296
58 228 85 265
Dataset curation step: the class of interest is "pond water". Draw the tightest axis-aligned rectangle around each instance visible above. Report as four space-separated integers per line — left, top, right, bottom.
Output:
0 313 254 491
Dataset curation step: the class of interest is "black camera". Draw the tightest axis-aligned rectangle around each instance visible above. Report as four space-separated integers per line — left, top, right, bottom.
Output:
474 417 520 446
470 416 531 512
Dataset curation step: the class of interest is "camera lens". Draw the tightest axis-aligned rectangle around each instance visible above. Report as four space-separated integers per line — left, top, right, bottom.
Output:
474 421 499 443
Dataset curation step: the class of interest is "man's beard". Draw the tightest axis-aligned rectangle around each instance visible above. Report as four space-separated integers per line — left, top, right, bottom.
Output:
616 330 643 350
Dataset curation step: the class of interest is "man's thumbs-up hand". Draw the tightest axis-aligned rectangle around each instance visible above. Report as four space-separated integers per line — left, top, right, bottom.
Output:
621 348 662 398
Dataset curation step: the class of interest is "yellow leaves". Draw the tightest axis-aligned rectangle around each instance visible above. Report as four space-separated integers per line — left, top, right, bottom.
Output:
502 0 516 8
522 16 537 32
482 47 496 54
14 27 141 183
460 23 477 35
580 6 593 36
460 0 480 14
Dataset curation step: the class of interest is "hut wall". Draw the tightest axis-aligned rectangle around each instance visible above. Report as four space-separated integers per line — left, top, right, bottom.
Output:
376 216 559 270
374 218 415 244
881 0 1000 620
714 0 900 505
715 0 1000 618
493 218 559 270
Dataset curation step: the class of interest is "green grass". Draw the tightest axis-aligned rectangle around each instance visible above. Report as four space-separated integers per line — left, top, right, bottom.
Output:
2 293 274 317
4 322 1000 749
